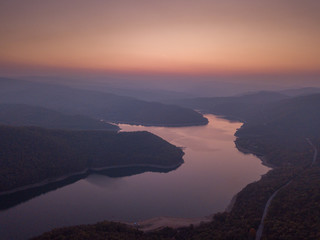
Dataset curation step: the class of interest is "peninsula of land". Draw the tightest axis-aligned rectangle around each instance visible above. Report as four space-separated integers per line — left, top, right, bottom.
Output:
0 125 184 194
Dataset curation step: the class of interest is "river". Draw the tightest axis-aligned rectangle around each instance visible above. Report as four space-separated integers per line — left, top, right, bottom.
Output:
0 114 269 239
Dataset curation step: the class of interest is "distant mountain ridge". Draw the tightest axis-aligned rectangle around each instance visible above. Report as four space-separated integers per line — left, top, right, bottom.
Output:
0 103 119 131
170 91 288 121
0 78 208 127
170 90 320 137
237 93 320 137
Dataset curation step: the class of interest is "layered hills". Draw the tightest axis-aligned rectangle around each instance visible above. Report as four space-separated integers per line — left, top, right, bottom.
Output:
170 91 288 121
34 90 320 239
0 103 119 131
0 78 208 126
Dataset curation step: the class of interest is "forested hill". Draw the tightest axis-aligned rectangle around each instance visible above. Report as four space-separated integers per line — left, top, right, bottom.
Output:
0 104 119 131
33 91 320 239
0 78 208 127
0 125 184 193
236 93 320 137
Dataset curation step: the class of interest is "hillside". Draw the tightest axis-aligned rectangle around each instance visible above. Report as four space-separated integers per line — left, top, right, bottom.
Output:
170 91 288 121
0 78 208 127
0 125 184 193
33 92 320 239
237 93 320 137
0 104 119 131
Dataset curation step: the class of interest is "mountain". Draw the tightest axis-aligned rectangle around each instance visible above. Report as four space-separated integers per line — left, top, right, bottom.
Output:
280 87 320 97
172 89 320 137
170 91 288 121
0 78 208 126
237 93 320 137
0 104 119 131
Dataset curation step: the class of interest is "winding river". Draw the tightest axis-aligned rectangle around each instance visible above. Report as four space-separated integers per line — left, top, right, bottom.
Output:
0 114 270 239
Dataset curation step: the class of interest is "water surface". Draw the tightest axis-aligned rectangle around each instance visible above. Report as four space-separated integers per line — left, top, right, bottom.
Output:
0 114 269 239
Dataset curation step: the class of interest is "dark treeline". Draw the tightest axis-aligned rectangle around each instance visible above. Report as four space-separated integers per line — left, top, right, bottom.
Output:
34 90 320 239
0 125 184 193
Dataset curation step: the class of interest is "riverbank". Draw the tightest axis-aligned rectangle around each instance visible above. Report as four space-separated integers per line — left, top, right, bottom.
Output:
119 116 270 232
1 114 270 240
235 141 276 169
225 194 238 212
126 215 213 232
113 118 209 128
223 141 275 214
0 161 184 197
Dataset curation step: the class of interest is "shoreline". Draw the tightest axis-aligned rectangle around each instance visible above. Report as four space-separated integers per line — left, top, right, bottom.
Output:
120 121 274 232
90 161 183 171
126 215 214 232
2 114 272 237
114 120 209 128
225 193 238 212
224 140 275 215
0 161 184 197
225 146 274 214
235 142 276 169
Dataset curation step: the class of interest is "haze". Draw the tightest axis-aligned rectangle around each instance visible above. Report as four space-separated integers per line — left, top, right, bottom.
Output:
2 1 320 239
1 0 319 88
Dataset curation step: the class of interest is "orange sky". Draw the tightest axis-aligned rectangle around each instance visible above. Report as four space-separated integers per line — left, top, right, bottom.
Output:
1 0 320 75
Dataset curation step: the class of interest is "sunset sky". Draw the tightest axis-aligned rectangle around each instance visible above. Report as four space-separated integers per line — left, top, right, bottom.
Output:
1 0 320 77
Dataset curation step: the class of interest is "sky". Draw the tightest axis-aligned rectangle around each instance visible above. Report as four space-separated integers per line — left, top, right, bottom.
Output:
0 0 320 78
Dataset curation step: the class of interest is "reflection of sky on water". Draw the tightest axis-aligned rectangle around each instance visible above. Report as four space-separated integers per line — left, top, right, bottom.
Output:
85 174 124 190
119 115 239 151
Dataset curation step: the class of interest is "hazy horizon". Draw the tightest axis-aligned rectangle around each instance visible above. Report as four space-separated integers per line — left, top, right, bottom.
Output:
1 2 320 238
1 0 319 88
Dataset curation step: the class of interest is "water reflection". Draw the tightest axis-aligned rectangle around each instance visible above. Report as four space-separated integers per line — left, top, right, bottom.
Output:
85 174 122 189
0 165 181 211
0 173 86 211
